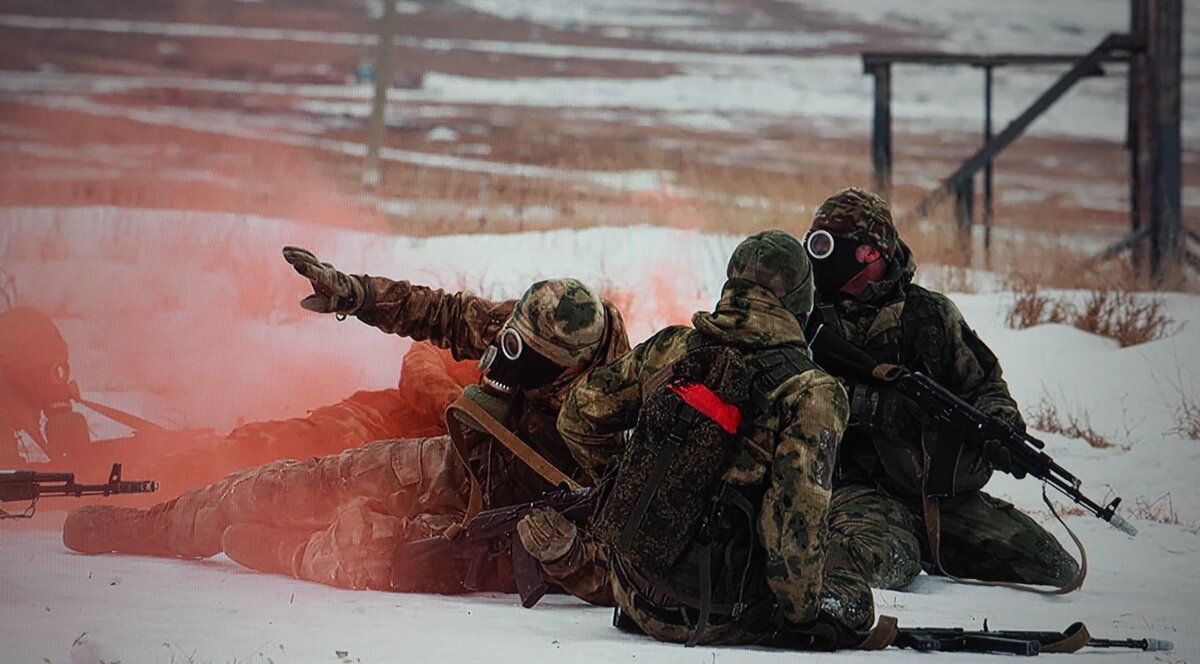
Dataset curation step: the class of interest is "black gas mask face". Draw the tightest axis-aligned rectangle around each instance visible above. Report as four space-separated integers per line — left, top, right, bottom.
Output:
457 327 569 430
805 230 874 297
478 327 566 394
8 358 91 455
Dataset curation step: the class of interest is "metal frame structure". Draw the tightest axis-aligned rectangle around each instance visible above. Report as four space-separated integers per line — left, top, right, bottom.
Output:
863 0 1191 282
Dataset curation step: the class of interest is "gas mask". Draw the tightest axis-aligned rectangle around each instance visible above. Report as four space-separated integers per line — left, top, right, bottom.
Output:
457 326 567 431
805 229 881 297
4 358 91 456
40 360 90 454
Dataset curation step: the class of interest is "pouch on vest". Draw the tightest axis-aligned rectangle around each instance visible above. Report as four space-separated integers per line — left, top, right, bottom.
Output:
591 344 750 576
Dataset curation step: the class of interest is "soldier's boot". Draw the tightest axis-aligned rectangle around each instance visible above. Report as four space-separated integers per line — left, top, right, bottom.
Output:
221 523 310 577
62 504 174 556
818 567 876 631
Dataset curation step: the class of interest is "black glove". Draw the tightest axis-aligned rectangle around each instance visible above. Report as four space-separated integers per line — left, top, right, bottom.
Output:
281 246 366 315
980 438 1026 479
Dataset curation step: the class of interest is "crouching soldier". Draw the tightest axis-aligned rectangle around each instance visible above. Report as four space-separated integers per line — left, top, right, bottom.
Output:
802 187 1081 592
62 256 628 602
555 230 875 648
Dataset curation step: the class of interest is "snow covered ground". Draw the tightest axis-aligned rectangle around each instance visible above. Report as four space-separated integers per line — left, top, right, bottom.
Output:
2 211 1199 663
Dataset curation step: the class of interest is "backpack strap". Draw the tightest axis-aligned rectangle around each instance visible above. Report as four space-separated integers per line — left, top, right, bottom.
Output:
745 347 815 412
899 284 948 376
620 400 699 550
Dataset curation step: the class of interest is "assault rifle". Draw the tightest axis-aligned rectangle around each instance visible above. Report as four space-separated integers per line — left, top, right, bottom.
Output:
0 463 158 518
807 324 1137 537
392 487 595 607
883 621 1173 655
617 609 1173 655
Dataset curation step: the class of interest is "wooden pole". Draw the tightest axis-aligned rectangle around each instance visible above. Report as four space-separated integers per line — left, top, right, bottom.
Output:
363 0 397 188
982 64 995 269
1152 0 1183 283
868 63 893 197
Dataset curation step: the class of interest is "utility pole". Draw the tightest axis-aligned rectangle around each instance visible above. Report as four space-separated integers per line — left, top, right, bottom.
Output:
363 0 397 188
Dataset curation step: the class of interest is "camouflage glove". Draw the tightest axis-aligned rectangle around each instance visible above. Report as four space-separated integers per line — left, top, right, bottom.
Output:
980 439 1026 479
282 246 366 315
516 507 577 564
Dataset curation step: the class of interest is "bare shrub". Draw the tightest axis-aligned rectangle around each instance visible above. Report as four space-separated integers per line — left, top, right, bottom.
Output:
1126 493 1187 529
1074 288 1176 347
1169 394 1200 441
1004 280 1176 347
1027 397 1121 449
1005 277 1071 329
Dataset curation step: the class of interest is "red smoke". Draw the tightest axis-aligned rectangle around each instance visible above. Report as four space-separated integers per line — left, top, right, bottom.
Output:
0 101 411 502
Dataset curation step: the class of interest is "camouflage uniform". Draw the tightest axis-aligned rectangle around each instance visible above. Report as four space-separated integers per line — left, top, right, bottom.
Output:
141 341 480 496
558 231 875 646
809 188 1080 589
64 278 629 601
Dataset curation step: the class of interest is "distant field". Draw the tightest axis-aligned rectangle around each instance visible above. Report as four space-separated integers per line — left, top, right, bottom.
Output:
0 0 1197 286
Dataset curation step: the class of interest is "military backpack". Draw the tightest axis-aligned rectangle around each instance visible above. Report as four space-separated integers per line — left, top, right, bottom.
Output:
592 338 816 627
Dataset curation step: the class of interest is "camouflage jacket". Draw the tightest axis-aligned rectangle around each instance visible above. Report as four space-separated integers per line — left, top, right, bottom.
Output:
814 241 1024 498
356 277 631 508
558 282 848 624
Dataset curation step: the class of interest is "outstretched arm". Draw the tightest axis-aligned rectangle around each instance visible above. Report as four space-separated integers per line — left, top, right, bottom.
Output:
557 326 690 483
282 246 512 361
356 277 513 361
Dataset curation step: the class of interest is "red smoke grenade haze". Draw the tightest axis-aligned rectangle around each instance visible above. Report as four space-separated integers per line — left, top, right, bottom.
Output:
1 104 409 496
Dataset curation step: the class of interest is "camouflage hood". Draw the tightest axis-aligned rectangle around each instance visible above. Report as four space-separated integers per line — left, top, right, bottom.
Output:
847 236 918 305
692 280 810 351
528 299 631 410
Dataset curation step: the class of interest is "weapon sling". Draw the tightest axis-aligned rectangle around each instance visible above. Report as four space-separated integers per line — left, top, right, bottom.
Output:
921 483 1087 595
441 395 582 539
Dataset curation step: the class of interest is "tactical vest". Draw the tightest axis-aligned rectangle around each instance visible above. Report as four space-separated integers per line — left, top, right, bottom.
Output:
817 283 1000 497
593 338 817 641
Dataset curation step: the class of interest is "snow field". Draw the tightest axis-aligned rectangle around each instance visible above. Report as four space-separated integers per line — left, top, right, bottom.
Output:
1 210 1198 662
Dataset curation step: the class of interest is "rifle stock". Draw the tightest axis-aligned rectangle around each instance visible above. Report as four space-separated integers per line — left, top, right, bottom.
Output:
392 487 595 605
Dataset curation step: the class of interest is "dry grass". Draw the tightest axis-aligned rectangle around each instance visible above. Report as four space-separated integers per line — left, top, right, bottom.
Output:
1075 288 1177 347
1169 388 1200 441
1005 279 1177 347
1005 276 1074 329
1027 396 1123 449
1126 493 1196 532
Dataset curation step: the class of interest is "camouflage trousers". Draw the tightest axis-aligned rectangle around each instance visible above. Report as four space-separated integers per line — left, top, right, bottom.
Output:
144 341 480 495
826 484 1080 589
609 560 874 647
153 435 480 591
137 435 608 598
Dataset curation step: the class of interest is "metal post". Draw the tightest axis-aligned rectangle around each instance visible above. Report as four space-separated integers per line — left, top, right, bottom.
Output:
868 63 893 196
1127 0 1146 275
364 0 397 188
982 64 995 268
954 177 975 265
1152 0 1183 283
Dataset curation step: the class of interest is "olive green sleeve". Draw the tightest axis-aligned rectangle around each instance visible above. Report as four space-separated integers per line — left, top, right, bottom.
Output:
933 294 1024 428
557 327 691 483
354 277 515 361
930 295 1025 489
759 369 848 624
